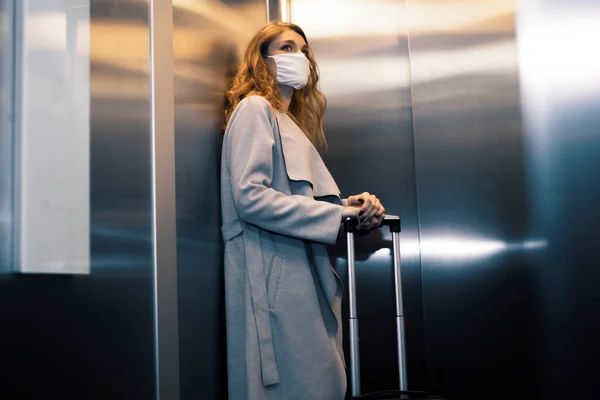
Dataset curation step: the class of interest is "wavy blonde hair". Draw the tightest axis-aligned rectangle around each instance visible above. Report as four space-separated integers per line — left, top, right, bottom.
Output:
225 22 328 153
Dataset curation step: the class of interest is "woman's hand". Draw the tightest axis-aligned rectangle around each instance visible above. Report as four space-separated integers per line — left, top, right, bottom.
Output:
345 192 386 231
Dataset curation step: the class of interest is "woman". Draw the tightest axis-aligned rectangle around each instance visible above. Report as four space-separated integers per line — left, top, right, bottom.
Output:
221 22 386 399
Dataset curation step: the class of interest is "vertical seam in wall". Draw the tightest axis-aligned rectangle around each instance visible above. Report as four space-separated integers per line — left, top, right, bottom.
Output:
149 1 160 397
404 0 430 388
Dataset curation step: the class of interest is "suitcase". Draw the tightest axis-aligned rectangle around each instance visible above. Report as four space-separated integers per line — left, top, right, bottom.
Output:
344 216 447 400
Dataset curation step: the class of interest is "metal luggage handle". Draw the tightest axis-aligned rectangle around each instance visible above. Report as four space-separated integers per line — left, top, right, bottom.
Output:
343 215 407 397
343 214 401 233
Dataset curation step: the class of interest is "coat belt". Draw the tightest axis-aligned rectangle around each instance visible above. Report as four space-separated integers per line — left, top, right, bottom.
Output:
221 219 280 387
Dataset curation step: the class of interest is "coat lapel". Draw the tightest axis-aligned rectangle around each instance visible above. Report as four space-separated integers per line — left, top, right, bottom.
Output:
275 114 341 199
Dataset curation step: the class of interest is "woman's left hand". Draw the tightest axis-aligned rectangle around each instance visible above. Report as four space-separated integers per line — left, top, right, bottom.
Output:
346 192 385 231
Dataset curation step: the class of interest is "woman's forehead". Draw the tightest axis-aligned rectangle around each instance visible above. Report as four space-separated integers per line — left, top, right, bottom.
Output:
273 30 307 46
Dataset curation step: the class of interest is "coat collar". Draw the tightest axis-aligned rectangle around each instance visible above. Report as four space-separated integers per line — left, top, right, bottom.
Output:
275 113 341 199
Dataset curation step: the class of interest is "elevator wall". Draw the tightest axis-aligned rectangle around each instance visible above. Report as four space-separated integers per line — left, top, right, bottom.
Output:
296 0 599 398
1 1 267 398
171 1 266 398
408 1 537 398
410 1 600 399
290 0 426 394
0 0 157 398
517 1 600 398
175 1 600 398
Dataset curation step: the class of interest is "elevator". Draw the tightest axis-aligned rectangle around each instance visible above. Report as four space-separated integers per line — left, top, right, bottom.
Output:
1 1 599 399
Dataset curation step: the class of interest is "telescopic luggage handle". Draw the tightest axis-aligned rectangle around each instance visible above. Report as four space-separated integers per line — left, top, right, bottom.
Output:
343 215 406 398
344 215 401 233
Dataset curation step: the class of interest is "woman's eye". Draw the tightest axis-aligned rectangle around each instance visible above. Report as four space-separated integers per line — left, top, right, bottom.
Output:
302 50 309 56
281 44 292 51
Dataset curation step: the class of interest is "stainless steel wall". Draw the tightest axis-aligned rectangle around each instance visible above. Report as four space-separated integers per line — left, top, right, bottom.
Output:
290 0 427 393
0 0 157 397
408 1 538 398
517 1 600 398
287 1 600 398
172 1 266 398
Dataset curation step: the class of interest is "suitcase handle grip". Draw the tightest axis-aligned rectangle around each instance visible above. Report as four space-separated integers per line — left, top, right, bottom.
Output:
344 215 401 233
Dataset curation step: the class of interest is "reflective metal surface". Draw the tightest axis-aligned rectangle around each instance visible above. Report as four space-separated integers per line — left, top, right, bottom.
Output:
171 1 266 398
291 0 427 393
408 1 537 398
0 0 157 397
12 0 90 274
267 0 280 21
151 0 179 398
517 2 600 399
0 0 13 272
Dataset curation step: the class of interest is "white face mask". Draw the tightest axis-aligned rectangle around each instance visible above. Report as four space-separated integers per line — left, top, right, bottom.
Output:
268 52 311 90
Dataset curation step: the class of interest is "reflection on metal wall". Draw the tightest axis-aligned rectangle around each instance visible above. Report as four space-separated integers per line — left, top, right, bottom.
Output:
517 2 600 399
12 0 90 275
0 0 13 272
171 0 266 398
408 1 537 398
0 0 157 397
291 0 427 393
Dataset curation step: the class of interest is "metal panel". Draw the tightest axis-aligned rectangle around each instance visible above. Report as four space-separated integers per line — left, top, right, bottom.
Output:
290 0 427 393
0 0 13 272
171 1 266 398
150 0 179 398
408 1 537 398
0 0 157 397
267 0 279 21
13 0 90 274
516 2 600 399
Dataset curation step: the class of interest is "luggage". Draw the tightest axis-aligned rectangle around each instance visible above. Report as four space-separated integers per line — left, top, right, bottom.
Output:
344 216 447 400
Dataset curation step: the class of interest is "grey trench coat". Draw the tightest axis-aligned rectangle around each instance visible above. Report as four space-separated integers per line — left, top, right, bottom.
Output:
220 96 347 400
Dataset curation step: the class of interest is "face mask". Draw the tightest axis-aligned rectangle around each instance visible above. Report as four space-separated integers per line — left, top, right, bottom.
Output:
268 52 310 90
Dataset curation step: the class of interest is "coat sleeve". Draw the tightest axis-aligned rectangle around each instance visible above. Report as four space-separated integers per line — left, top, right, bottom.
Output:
225 97 344 245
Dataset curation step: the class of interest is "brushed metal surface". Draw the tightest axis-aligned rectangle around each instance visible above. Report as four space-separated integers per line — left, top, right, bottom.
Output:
0 0 157 397
0 0 13 272
11 0 90 275
517 1 600 399
171 1 266 398
408 1 537 398
267 0 280 21
291 0 427 393
150 0 179 398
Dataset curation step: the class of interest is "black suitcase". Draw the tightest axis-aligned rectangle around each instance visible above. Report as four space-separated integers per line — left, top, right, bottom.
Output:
344 216 447 400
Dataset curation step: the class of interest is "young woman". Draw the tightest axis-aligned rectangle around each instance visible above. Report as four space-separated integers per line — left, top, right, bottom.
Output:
221 22 386 400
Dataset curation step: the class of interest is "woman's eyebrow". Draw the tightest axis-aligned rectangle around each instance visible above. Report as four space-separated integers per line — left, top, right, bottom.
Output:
280 39 307 49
